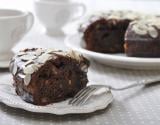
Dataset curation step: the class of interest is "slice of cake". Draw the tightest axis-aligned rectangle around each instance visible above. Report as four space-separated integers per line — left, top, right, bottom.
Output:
9 48 89 105
79 10 141 53
125 18 160 57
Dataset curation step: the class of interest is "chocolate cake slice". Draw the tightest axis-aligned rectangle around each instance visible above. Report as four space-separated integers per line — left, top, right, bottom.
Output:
10 48 89 105
79 11 141 53
125 18 160 57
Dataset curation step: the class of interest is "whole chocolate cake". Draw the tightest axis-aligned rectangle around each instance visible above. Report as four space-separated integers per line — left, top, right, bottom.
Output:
79 11 141 53
125 18 160 57
9 48 89 105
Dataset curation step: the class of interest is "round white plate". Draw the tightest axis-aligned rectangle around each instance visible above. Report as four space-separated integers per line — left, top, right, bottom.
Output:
0 83 113 115
65 34 160 70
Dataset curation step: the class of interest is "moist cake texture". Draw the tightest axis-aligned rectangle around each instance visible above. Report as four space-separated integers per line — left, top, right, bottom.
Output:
79 10 141 53
10 48 89 105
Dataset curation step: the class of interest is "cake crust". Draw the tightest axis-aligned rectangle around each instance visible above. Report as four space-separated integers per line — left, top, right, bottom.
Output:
79 10 160 57
10 48 89 105
79 10 141 53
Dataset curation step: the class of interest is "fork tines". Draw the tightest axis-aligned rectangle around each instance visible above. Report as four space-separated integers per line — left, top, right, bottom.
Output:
69 86 96 106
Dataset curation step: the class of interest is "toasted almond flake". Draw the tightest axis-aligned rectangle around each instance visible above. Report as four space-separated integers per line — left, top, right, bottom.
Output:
20 55 37 61
31 64 39 71
23 64 35 74
24 75 31 86
12 63 17 75
151 21 160 29
68 50 81 61
46 48 56 54
148 27 158 38
38 53 52 63
35 48 44 56
54 51 67 56
107 15 119 19
138 24 148 30
130 21 137 25
17 52 26 57
135 29 147 35
18 74 25 79
125 13 138 20
80 11 142 33
132 25 147 35
24 60 34 67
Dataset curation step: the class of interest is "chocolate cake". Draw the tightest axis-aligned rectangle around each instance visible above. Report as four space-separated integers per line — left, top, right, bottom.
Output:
125 18 160 57
9 48 89 105
79 11 141 53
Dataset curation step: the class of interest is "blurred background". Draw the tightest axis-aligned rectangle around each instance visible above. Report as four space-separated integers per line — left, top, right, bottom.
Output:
1 0 160 13
1 0 160 51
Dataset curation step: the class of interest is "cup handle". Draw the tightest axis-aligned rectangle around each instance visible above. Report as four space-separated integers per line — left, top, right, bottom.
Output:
70 3 86 22
26 12 34 33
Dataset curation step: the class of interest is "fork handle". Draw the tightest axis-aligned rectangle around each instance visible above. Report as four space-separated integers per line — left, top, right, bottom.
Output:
104 78 160 91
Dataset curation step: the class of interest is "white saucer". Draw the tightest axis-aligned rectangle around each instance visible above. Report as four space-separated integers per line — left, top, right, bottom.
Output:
65 34 160 70
0 82 113 115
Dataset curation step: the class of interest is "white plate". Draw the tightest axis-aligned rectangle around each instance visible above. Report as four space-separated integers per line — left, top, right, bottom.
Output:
65 34 160 70
0 83 113 115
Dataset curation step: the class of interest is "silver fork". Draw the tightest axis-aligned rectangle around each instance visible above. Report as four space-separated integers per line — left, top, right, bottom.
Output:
69 78 160 106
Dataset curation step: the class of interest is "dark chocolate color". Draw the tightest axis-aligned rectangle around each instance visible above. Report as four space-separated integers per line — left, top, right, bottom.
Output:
11 49 90 105
125 24 160 57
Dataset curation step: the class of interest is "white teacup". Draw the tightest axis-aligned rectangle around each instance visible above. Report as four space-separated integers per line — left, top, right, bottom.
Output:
34 0 86 36
0 9 34 67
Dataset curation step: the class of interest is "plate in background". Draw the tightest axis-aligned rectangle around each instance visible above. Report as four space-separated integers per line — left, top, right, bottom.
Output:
65 34 160 70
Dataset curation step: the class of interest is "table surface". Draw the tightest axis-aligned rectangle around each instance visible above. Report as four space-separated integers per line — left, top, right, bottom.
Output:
1 0 160 125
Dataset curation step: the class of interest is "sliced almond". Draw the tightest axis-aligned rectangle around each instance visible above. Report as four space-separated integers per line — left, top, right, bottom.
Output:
24 60 34 67
18 74 26 79
68 50 81 61
17 52 26 57
9 61 13 73
139 24 148 30
11 63 18 75
46 48 56 54
34 48 44 56
31 64 39 71
132 25 147 35
135 29 147 35
148 27 158 38
125 13 139 20
38 53 52 63
54 51 67 56
20 55 37 61
23 64 36 74
24 75 31 86
108 15 119 19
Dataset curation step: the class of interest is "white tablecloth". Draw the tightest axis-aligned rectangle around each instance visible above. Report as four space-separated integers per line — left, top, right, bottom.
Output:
1 0 160 125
